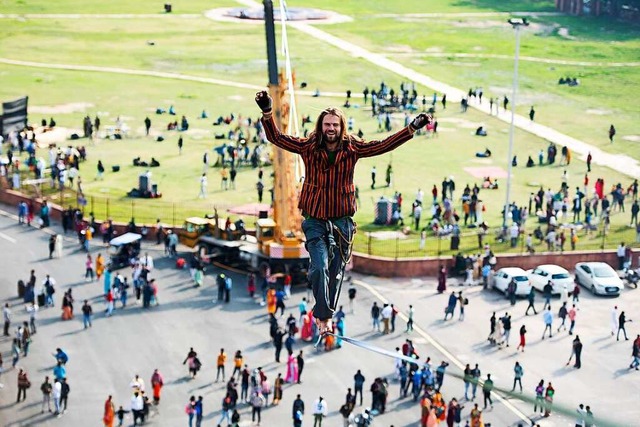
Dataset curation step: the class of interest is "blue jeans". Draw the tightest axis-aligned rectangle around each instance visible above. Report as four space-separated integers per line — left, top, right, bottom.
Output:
302 217 355 320
83 314 92 328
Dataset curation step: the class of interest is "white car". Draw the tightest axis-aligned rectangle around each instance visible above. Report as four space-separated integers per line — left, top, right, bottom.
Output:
575 262 624 296
527 264 573 295
491 267 532 296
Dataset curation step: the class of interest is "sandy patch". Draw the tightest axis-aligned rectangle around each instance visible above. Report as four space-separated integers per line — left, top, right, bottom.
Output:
425 47 443 53
384 45 414 53
30 102 93 115
34 126 84 147
367 230 407 240
472 46 484 51
586 109 612 115
228 95 244 101
464 166 508 179
449 61 482 68
439 117 484 129
622 135 640 142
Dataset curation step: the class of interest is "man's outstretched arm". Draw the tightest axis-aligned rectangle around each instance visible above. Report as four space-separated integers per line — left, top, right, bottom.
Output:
256 91 306 154
355 113 432 158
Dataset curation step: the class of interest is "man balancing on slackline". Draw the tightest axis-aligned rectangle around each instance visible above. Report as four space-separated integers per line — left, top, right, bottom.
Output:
256 91 431 334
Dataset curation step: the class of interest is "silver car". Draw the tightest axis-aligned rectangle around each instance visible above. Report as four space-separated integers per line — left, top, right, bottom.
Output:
575 262 623 296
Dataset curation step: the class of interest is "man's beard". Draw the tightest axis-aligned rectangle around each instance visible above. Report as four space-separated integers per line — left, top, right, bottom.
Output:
323 132 339 143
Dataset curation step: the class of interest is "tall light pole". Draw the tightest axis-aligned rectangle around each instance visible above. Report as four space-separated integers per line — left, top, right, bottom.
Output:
502 18 529 233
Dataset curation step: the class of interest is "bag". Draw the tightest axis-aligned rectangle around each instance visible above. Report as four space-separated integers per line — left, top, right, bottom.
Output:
464 298 469 305
26 381 31 389
185 403 194 415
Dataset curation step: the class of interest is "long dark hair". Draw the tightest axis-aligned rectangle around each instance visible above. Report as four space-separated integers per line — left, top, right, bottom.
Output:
309 107 348 146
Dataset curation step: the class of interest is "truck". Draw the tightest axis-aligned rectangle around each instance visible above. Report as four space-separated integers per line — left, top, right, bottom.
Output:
197 0 308 283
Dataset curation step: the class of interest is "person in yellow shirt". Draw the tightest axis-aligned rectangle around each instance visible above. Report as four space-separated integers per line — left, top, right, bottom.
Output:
220 166 229 191
216 348 227 382
95 253 105 281
232 350 243 381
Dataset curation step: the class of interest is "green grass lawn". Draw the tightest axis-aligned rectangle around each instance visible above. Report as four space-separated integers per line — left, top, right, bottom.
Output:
1 0 638 256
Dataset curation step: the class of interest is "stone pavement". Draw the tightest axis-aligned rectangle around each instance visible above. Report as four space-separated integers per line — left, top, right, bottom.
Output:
1 206 637 426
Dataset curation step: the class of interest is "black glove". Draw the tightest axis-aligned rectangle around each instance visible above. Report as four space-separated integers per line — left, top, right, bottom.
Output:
409 113 431 131
255 91 272 113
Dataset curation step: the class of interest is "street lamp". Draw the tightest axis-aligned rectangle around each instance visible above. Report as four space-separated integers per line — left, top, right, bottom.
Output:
502 18 529 234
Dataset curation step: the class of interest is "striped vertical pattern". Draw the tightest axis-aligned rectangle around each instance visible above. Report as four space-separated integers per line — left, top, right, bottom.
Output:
1 96 28 135
262 115 414 220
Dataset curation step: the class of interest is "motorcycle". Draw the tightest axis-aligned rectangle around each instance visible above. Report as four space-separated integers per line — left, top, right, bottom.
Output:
623 267 639 288
350 408 374 427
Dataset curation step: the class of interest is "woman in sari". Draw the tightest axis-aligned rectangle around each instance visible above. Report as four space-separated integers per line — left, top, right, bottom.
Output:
300 311 314 342
266 288 277 315
103 395 115 427
272 373 284 405
96 253 105 281
470 403 483 427
284 352 298 383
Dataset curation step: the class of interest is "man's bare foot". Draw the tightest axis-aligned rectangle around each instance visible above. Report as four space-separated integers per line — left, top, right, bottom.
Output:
315 318 333 335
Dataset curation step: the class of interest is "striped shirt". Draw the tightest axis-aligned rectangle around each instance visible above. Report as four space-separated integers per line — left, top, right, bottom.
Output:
261 115 415 220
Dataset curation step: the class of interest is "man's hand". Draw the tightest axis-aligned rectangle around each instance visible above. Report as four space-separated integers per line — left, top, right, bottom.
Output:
409 113 432 131
255 91 273 113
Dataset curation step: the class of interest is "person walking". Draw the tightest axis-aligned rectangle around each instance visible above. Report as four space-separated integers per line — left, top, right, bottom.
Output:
470 363 481 400
534 380 545 414
353 370 365 406
609 124 616 143
41 376 53 413
618 311 631 341
558 302 568 332
568 304 577 335
256 90 431 334
103 395 116 427
312 396 328 427
250 390 265 425
52 378 62 414
544 382 555 417
292 394 305 427
516 324 527 352
59 378 70 413
216 348 227 382
198 173 207 198
502 313 512 347
82 300 93 329
296 351 305 384
512 362 524 393
482 374 493 409
567 335 583 368
371 302 381 331
144 117 151 135
542 307 553 339
405 304 414 332
194 396 203 427
611 305 619 336
150 369 163 405
444 292 457 321
525 287 537 315
3 303 11 336
543 280 553 309
630 335 640 370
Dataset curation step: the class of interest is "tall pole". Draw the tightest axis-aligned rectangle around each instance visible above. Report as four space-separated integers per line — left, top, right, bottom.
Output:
503 19 529 232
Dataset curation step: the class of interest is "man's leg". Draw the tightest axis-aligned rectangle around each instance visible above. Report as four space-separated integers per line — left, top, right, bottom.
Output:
303 219 332 326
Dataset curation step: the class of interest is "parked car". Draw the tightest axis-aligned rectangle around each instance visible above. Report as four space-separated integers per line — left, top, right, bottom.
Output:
527 264 573 295
491 267 532 296
575 262 624 296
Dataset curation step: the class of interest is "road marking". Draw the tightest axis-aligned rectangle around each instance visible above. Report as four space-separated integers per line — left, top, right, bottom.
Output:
354 278 531 425
0 231 16 243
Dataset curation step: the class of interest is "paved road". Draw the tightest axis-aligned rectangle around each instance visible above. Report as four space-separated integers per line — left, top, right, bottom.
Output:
0 208 636 426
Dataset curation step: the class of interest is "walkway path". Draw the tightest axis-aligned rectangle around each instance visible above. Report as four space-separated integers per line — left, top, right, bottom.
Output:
394 51 640 67
277 11 640 179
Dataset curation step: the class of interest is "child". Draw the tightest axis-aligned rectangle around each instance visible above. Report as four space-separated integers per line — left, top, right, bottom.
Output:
116 405 129 426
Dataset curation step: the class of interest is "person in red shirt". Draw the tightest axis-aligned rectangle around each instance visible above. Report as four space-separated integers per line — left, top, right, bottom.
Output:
256 91 430 333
